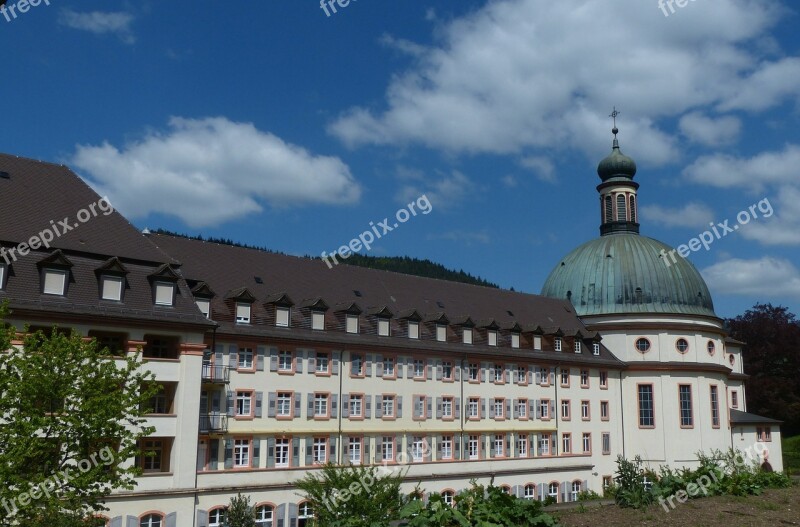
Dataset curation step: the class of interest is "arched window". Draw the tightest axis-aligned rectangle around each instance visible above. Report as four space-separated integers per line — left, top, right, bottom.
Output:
604 195 613 223
616 194 627 221
548 482 559 502
441 490 455 506
209 508 227 527
140 515 163 527
571 481 582 501
523 484 536 499
256 504 274 526
298 502 314 527
629 195 636 223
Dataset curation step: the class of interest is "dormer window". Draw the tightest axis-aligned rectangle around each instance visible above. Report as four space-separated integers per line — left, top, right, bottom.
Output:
511 333 520 349
195 298 211 318
408 321 419 339
100 275 124 301
533 335 542 350
276 307 290 327
436 324 447 342
236 302 251 324
488 330 498 346
154 281 175 306
574 340 581 353
593 343 600 356
462 328 473 345
554 337 562 352
346 314 359 334
312 311 325 330
0 263 7 290
43 268 68 296
378 318 390 337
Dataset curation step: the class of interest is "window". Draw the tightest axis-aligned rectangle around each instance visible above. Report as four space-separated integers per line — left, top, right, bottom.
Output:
511 333 520 348
574 340 581 353
635 338 651 353
436 324 447 342
442 397 453 419
488 330 498 346
442 490 454 507
533 335 542 350
278 350 293 372
707 340 716 356
562 433 571 454
538 434 551 456
630 195 637 222
140 514 163 527
582 433 591 453
518 433 528 457
239 348 254 370
538 366 550 385
43 269 67 296
349 394 363 418
763 427 772 442
378 318 390 336
381 436 394 462
548 482 559 502
236 391 252 417
560 370 569 387
348 437 362 464
600 371 608 388
493 398 505 419
277 393 292 417
554 337 562 351
196 298 211 318
602 476 613 489
638 385 655 427
710 386 720 428
153 281 174 306
312 311 325 330
516 399 528 419
256 505 274 527
101 275 123 301
351 354 364 376
600 401 609 420
236 302 251 324
276 307 290 327
517 365 527 384
314 394 329 418
676 338 689 353
581 400 590 420
494 434 505 457
571 481 582 502
468 435 479 460
561 400 570 420
468 397 479 419
141 439 166 472
234 439 250 467
298 502 314 527
463 328 473 344
382 395 395 418
346 315 359 334
313 437 328 464
412 359 425 379
493 364 504 383
679 385 693 427
209 509 227 527
616 193 627 221
383 356 395 377
411 437 426 462
275 438 290 467
468 363 479 381
731 390 739 409
604 195 613 222
316 352 329 374
580 370 589 388
602 433 610 454
539 399 550 419
442 361 453 380
408 321 419 339
593 342 600 355
524 484 536 499
440 436 453 460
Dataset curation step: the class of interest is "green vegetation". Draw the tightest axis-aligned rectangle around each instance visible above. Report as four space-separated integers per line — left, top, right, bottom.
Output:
226 493 257 527
340 254 499 288
783 435 800 475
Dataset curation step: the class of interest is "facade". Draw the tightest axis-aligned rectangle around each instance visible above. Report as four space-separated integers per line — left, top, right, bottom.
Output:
0 131 782 527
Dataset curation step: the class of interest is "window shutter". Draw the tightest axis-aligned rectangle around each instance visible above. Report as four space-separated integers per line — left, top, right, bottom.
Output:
512 485 521 498
253 438 261 468
527 369 534 384
436 360 443 380
550 400 556 418
365 354 373 377
427 359 433 380
256 346 266 371
275 504 285 527
436 436 443 460
489 401 495 419
308 351 316 374
269 348 278 372
506 399 512 418
480 362 487 382
330 435 337 460
331 394 338 418
255 392 264 418
414 397 422 419
164 512 176 527
455 397 461 418
535 400 541 419
424 436 432 462
538 483 546 501
307 393 314 419
267 392 277 418
196 510 208 527
209 439 219 470
513 400 520 419
455 364 461 381
294 394 301 418
288 503 298 527
229 344 238 370
426 397 432 419
342 395 350 418
561 482 568 503
397 357 404 378
226 391 235 417
292 437 300 466
266 438 275 468
126 517 138 527
480 398 486 419
332 351 340 375
375 396 383 418
455 436 461 460
364 439 370 464
582 480 588 492
490 437 496 458
224 439 234 469
480 434 487 457
365 395 372 419
397 396 403 418
505 367 511 383
296 350 304 373
214 345 224 365
436 397 443 419
110 518 123 527
306 442 313 466
211 391 221 413
376 354 384 377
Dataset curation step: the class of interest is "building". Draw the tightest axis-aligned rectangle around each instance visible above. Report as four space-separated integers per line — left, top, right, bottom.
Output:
0 127 782 527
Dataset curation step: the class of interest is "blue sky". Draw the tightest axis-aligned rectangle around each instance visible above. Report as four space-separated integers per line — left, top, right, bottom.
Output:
2 0 800 319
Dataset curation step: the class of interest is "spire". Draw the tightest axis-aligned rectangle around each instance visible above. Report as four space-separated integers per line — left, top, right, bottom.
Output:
597 108 640 236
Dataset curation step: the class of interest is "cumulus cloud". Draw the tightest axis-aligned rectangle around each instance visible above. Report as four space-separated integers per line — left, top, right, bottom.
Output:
702 257 800 298
329 0 792 167
683 144 800 192
641 202 715 229
59 10 136 44
71 117 361 227
678 112 742 147
395 170 474 210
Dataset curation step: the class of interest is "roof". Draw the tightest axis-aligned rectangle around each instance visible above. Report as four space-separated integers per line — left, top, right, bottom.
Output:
730 409 783 425
541 233 717 318
0 153 174 264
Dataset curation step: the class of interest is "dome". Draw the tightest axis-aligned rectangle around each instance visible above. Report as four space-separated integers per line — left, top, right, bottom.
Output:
597 136 637 181
541 233 716 318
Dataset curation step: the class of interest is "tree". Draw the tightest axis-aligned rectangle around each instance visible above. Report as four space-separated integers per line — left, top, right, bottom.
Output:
226 493 256 527
0 306 158 526
295 463 406 527
727 303 800 436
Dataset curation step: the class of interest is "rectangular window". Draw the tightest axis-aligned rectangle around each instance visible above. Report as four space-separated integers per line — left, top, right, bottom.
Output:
538 434 550 456
277 392 292 417
153 281 173 306
539 399 550 419
580 370 590 388
493 364 504 383
679 385 693 427
238 348 254 370
442 361 453 381
561 370 569 387
533 335 542 350
101 275 123 301
511 333 520 348
346 315 359 334
517 434 528 457
493 398 505 420
516 398 528 419
43 269 67 296
764 427 772 441
381 436 394 462
349 394 363 418
468 363 479 382
313 437 328 464
314 393 329 418
440 436 453 460
236 391 252 416
638 385 655 427
516 365 527 384
561 400 570 420
195 298 211 318
488 330 497 346
411 437 426 462
236 302 251 324
601 401 609 420
351 354 364 376
436 325 447 342
731 390 739 409
593 343 601 355
463 328 473 344
383 356 395 377
582 433 591 454
562 433 571 454
600 371 608 388
412 359 425 379
378 319 390 336
316 352 330 374
442 397 453 419
348 437 362 464
382 395 395 418
710 386 720 428
141 440 166 471
276 307 290 327
554 337 562 352
602 433 610 454
574 340 581 353
234 439 250 467
408 321 419 339
468 397 479 419
312 312 325 330
278 350 293 372
581 400 590 420
494 434 505 457
468 435 480 460
275 438 290 467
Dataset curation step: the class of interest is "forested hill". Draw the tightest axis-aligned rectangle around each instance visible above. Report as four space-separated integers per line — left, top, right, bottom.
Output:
151 229 500 289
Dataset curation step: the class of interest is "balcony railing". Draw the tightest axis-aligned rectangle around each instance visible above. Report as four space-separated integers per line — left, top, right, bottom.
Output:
201 364 230 384
199 412 228 434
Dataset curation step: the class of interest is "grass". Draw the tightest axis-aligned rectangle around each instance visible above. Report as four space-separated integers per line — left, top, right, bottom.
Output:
782 435 800 475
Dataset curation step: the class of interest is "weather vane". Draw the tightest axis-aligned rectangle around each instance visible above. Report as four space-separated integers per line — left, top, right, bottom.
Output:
609 107 620 136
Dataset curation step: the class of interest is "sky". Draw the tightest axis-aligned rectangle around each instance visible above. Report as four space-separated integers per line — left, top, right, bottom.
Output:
2 0 800 319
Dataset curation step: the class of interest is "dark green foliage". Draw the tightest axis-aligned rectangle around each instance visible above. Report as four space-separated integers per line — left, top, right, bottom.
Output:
227 493 256 527
783 435 800 475
613 455 657 509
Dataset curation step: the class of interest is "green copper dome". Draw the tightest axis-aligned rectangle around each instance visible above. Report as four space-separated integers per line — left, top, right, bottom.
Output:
597 130 637 181
541 233 717 318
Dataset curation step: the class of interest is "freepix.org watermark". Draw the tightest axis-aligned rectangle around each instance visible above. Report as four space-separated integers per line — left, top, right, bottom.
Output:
660 198 772 268
320 0 356 17
321 194 432 269
1 0 51 23
1 446 116 516
0 197 114 265
658 0 698 18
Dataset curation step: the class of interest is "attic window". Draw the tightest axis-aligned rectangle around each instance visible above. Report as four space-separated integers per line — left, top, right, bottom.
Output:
378 318 390 337
462 328 473 345
312 311 325 331
511 333 520 349
436 324 447 342
101 275 124 301
154 281 175 306
488 330 497 346
554 337 562 352
0 263 7 290
408 321 419 339
346 314 359 334
236 302 251 324
593 343 601 356
43 268 68 296
533 335 542 351
276 307 290 327
195 298 211 318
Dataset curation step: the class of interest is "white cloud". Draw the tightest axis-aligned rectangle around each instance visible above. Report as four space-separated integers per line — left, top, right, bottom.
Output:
702 257 800 298
427 230 491 245
683 144 800 192
641 202 715 229
396 170 474 210
519 156 555 182
678 112 741 147
71 117 361 228
329 0 793 166
60 10 136 44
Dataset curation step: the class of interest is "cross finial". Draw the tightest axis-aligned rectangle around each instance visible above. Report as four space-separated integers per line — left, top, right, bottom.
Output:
609 107 620 136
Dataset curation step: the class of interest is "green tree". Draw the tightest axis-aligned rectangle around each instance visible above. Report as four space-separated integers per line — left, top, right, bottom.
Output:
227 493 256 527
0 308 158 526
296 463 406 527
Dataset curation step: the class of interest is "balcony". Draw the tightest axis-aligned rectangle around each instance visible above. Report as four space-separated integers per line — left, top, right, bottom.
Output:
201 364 230 385
199 412 228 434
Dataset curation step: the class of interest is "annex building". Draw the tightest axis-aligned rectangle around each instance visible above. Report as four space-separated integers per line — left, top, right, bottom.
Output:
0 127 783 527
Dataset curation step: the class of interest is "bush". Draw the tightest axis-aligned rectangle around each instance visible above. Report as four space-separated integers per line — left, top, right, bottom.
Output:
613 455 656 509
